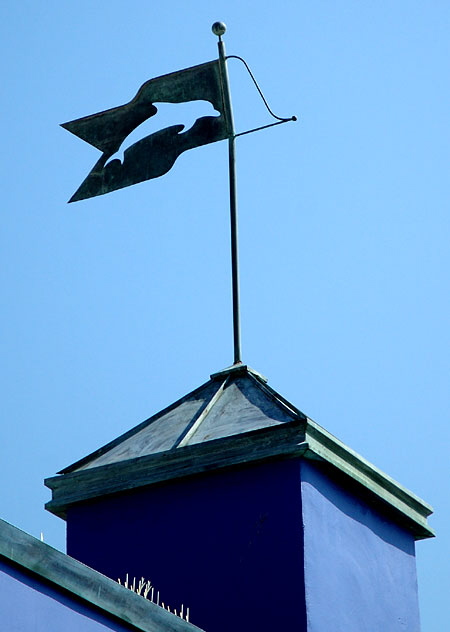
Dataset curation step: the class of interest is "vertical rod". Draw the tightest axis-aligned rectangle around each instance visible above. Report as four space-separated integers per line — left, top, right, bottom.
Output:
217 34 242 365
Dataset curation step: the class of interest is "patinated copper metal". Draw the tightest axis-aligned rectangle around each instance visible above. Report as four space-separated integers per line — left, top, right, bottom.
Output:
63 60 230 202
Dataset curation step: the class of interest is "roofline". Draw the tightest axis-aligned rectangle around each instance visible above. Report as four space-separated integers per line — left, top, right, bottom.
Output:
0 518 204 632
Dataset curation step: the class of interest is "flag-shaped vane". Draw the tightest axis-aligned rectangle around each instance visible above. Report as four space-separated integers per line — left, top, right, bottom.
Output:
63 22 296 366
63 60 230 202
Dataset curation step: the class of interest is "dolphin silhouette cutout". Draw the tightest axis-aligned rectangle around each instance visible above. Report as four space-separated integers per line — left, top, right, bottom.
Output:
106 100 220 166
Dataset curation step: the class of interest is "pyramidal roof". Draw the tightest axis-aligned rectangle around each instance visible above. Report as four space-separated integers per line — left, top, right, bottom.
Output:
60 364 302 474
46 364 434 540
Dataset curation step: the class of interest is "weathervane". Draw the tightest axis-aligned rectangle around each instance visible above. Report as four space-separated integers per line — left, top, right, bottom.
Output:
63 22 296 366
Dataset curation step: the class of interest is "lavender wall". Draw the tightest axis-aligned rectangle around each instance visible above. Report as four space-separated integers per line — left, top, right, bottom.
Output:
0 558 136 632
67 460 307 632
301 460 421 631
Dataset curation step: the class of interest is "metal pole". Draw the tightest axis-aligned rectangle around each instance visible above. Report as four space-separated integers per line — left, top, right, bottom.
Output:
228 131 241 365
215 22 242 365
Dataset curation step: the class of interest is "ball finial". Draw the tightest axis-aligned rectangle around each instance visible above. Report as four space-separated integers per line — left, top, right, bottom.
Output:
212 21 227 37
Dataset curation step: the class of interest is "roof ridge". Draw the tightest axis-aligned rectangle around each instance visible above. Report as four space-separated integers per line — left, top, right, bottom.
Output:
172 377 229 449
246 372 306 420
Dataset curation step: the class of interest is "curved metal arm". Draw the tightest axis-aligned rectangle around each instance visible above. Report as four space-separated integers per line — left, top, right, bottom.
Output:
226 54 296 123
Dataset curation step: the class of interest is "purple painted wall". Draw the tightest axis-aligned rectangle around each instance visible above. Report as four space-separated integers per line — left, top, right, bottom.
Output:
301 460 421 631
0 558 136 632
67 458 421 631
67 460 307 632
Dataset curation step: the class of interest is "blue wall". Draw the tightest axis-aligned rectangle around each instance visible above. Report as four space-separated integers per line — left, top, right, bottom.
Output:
67 458 421 632
301 460 421 631
0 558 137 632
67 460 307 632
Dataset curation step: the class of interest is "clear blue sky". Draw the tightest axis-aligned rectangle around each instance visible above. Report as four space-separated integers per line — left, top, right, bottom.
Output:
1 2 448 629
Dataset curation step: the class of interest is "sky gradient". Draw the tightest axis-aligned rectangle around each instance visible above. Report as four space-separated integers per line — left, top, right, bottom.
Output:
1 2 449 629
